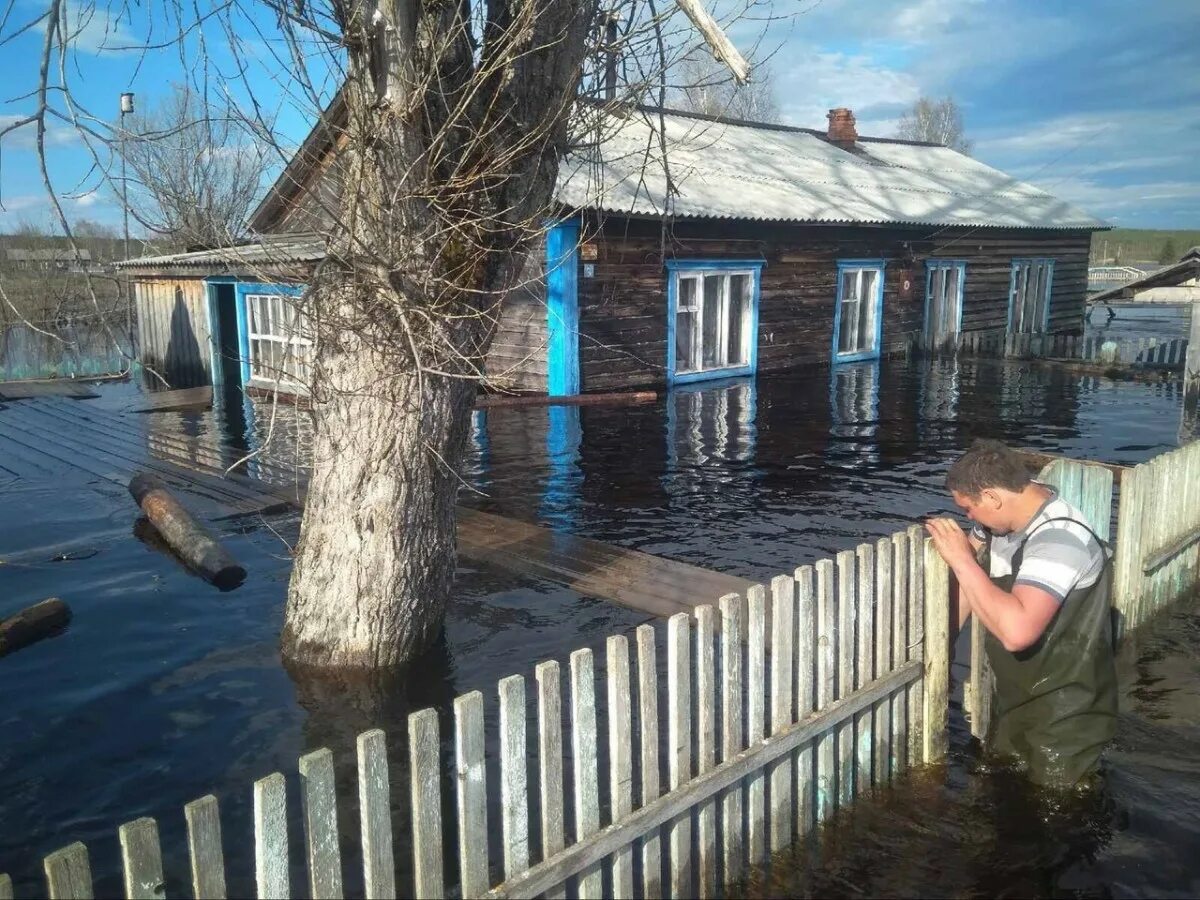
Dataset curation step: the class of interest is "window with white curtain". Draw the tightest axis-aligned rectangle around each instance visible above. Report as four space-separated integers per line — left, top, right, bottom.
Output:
245 293 312 387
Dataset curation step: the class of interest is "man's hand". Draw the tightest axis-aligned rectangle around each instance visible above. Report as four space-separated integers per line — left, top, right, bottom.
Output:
924 517 978 573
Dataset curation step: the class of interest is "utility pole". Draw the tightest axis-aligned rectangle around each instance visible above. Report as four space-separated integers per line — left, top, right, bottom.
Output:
120 92 134 261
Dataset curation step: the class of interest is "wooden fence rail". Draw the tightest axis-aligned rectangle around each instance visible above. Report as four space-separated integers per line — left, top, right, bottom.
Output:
2 527 953 900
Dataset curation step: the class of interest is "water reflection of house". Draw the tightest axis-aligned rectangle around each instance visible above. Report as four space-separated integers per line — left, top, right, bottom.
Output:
117 100 1104 395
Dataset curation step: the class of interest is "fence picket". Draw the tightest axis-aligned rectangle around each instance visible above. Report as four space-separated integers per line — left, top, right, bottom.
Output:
357 730 396 899
794 565 816 835
570 650 602 899
499 675 531 881
536 661 567 900
768 574 796 850
184 795 227 900
253 773 289 900
606 636 635 899
855 543 875 794
299 749 343 900
119 818 164 900
0 874 10 900
718 593 745 883
408 709 444 899
872 537 893 785
922 540 951 762
746 584 768 864
891 531 910 774
44 843 93 900
815 559 836 821
695 605 718 899
907 525 927 762
836 550 856 806
667 613 693 898
455 692 490 900
635 626 663 899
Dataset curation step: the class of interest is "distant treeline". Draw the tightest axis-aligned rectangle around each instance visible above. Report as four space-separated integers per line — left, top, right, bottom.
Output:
1090 229 1200 265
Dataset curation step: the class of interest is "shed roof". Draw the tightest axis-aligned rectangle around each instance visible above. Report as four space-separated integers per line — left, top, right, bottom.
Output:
556 109 1103 230
1088 256 1200 303
117 233 326 271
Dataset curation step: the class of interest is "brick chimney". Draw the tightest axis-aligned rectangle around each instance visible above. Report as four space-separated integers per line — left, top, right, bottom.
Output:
826 107 858 146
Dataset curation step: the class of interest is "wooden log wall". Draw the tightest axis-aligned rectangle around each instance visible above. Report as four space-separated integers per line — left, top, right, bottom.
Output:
576 217 1093 392
484 251 549 393
134 279 213 389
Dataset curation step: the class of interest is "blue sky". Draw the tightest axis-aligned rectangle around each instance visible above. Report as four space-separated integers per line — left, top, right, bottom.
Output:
1 0 1197 233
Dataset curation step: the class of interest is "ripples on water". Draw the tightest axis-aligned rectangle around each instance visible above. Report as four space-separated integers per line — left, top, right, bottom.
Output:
0 355 1194 896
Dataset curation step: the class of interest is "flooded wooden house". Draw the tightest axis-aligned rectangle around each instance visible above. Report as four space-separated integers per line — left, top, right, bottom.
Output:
120 103 1104 395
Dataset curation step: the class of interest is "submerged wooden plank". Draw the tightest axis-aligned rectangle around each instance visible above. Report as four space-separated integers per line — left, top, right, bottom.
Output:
185 795 227 900
129 385 214 413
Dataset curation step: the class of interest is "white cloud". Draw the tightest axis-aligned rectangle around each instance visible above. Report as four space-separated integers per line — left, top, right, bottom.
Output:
0 114 83 151
776 51 921 131
36 0 135 54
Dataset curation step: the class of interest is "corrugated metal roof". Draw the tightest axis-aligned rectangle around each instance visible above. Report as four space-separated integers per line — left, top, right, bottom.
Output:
556 110 1104 230
117 234 326 269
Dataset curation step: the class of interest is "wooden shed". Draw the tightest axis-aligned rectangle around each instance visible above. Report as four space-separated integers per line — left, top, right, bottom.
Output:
120 103 1105 396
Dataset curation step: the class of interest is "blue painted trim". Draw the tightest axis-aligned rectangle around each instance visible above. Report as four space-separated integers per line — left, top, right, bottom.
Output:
203 281 223 387
546 221 581 396
832 259 886 364
234 281 306 387
665 259 764 386
1006 258 1056 333
922 259 967 341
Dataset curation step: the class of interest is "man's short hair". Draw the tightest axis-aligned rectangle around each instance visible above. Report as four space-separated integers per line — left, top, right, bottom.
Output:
946 439 1032 497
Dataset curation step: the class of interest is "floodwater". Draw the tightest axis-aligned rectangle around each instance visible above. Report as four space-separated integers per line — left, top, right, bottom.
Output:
0 350 1196 897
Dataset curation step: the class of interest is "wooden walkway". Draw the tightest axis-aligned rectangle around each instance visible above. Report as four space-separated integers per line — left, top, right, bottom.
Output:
0 395 752 618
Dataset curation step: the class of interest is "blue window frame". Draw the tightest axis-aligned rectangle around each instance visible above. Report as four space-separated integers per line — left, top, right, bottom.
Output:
1007 258 1055 334
665 259 763 386
234 282 309 390
832 259 885 363
924 259 966 347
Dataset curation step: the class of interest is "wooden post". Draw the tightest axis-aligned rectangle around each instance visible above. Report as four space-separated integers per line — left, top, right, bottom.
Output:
1185 301 1200 415
922 540 951 764
0 597 71 657
129 473 246 589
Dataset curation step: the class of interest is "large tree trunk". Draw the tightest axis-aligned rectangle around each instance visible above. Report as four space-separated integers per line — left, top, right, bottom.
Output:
282 306 478 668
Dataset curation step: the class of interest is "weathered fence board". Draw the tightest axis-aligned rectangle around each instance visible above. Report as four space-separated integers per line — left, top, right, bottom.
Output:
184 795 227 900
358 730 396 899
118 817 165 900
667 614 693 899
794 566 816 835
695 605 718 898
873 536 894 784
570 649 602 899
718 593 745 883
835 550 856 805
815 559 837 821
606 636 635 899
455 692 489 900
299 748 344 900
769 574 796 851
855 542 875 795
408 710 444 899
746 584 767 863
634 627 662 900
499 675 531 881
535 661 567 900
44 843 93 900
253 773 289 900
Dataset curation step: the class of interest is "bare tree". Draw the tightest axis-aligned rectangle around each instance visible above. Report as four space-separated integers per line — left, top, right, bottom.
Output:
672 50 780 123
119 85 273 250
2 0 774 671
896 96 972 154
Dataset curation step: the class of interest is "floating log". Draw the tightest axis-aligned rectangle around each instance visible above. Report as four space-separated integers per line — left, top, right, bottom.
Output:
0 598 72 657
475 391 657 410
129 472 247 590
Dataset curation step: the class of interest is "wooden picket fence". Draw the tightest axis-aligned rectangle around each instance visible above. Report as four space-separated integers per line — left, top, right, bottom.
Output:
919 330 1190 371
965 442 1200 738
0 526 954 900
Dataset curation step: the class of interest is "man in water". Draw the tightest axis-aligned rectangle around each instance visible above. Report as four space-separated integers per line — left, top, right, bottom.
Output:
925 439 1117 786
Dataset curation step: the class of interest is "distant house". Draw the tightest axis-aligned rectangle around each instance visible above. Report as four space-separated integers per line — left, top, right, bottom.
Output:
119 102 1106 394
4 247 94 273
